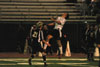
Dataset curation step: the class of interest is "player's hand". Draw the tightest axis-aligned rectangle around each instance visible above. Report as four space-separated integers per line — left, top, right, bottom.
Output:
64 35 67 38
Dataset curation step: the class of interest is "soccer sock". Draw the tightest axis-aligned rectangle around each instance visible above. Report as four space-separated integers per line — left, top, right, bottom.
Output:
57 40 63 55
59 46 63 55
42 55 46 64
57 50 60 55
91 53 94 60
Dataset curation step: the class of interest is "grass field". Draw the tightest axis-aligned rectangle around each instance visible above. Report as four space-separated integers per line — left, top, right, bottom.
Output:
0 57 99 67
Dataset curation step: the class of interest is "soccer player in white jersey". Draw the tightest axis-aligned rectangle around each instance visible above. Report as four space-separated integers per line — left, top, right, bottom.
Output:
43 13 68 58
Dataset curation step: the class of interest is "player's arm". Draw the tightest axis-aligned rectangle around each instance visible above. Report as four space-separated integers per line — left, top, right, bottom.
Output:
51 17 61 24
48 23 54 26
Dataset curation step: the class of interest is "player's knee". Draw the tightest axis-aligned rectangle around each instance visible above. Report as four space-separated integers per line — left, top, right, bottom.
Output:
47 35 53 39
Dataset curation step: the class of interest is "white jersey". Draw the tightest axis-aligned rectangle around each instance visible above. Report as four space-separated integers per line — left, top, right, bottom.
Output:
54 17 66 30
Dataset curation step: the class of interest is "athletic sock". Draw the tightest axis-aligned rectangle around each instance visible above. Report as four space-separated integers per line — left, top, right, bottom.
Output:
28 57 32 65
42 55 46 65
59 46 63 55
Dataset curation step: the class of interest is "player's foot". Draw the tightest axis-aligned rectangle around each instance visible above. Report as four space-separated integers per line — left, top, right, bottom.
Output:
28 58 32 65
44 63 48 67
58 54 62 59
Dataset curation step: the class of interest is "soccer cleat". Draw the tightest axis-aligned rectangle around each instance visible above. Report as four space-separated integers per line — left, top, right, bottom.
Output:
58 54 62 59
28 58 32 65
44 62 48 67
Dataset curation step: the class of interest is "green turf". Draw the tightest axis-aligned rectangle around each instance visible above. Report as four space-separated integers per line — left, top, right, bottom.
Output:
0 57 99 67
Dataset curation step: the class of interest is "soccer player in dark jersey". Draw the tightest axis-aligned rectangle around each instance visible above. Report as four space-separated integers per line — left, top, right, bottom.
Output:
28 22 48 66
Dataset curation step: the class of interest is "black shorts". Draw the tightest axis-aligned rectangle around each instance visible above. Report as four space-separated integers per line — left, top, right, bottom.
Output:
49 29 60 40
31 42 44 54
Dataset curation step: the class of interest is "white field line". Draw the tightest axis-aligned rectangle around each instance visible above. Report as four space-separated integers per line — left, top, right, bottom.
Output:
0 64 16 65
0 58 99 62
0 58 98 67
0 62 89 65
17 62 98 67
17 62 88 65
0 62 97 67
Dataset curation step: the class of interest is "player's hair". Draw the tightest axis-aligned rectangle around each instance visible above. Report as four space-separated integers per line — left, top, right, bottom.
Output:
36 21 44 28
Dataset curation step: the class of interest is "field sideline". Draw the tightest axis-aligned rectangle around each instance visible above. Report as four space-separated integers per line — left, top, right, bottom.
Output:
0 57 99 67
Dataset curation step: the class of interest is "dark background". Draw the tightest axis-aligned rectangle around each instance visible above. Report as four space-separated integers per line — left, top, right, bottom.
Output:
0 23 88 53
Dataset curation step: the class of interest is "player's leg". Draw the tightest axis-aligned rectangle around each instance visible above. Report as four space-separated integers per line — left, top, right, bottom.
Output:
28 44 37 65
42 34 53 47
39 43 47 66
28 50 35 65
54 30 63 58
42 52 47 66
57 39 63 58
